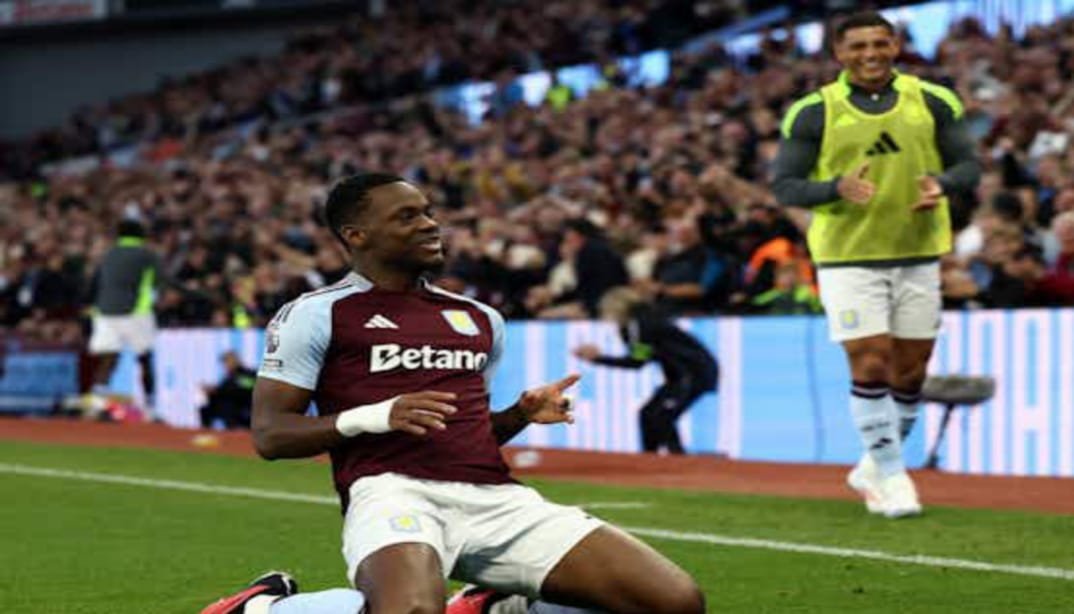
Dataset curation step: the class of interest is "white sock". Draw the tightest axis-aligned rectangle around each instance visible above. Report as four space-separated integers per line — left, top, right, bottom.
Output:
269 589 366 613
892 389 922 441
850 382 904 478
486 594 530 614
244 595 279 614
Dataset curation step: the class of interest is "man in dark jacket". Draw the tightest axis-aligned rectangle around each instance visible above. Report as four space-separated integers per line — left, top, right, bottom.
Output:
562 218 629 317
199 351 258 429
573 287 718 454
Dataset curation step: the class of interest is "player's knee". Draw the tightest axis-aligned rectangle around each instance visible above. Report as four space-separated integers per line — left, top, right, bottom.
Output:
362 578 445 614
653 577 705 614
856 353 891 382
847 341 891 375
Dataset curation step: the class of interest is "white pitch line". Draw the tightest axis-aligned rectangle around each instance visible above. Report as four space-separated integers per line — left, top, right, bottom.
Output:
0 462 338 505
2 462 1071 581
580 501 650 510
0 463 646 511
624 527 1074 581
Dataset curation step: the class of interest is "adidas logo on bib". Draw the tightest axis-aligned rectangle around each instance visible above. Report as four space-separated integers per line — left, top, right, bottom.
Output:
865 131 901 156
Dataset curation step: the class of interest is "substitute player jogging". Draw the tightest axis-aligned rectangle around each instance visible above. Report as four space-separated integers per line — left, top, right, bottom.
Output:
771 12 980 518
86 219 162 419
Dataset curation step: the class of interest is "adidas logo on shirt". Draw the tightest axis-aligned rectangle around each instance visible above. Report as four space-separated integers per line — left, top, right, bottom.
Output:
364 314 399 329
865 131 902 156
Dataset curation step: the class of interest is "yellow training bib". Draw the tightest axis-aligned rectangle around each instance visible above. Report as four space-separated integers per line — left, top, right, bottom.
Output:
808 72 952 264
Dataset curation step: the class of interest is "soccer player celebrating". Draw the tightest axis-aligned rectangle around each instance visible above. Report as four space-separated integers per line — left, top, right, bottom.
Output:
201 174 704 613
772 12 980 517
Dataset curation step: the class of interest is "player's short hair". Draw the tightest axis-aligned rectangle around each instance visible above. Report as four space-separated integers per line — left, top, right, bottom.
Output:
834 11 896 42
323 172 406 246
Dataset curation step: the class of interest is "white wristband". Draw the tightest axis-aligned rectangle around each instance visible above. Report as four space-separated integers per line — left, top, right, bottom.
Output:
335 396 398 437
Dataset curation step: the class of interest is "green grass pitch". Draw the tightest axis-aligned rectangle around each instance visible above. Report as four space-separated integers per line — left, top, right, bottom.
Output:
1 441 1072 613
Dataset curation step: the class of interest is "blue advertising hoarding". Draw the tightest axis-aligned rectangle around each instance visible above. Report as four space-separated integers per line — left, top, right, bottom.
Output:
108 309 1074 477
0 347 79 414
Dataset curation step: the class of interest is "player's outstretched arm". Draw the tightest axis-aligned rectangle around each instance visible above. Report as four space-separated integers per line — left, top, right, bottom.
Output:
491 373 579 444
573 344 647 369
252 378 458 459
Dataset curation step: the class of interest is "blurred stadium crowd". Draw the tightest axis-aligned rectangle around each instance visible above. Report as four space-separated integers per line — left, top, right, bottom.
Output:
2 5 1074 346
2 0 736 174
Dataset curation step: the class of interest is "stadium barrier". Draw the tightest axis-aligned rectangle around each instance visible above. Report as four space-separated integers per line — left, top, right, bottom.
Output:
103 309 1074 477
0 337 79 415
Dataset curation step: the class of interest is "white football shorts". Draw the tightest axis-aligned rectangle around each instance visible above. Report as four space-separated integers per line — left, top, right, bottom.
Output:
341 472 603 598
88 313 157 354
817 262 941 342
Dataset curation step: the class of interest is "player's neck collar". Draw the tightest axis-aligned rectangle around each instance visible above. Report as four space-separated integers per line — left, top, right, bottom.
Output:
345 270 429 292
344 271 374 290
838 69 899 96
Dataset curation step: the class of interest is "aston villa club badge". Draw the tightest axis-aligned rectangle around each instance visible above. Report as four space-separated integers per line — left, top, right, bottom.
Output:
441 310 479 336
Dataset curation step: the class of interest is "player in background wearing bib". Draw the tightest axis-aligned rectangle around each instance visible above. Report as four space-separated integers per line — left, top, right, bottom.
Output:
86 219 163 420
200 173 704 614
771 12 980 518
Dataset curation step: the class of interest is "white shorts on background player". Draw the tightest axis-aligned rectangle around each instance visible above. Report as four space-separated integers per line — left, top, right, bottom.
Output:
342 472 602 598
88 313 157 354
817 262 941 342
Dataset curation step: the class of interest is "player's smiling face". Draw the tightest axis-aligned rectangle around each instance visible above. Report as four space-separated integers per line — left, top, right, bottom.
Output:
836 26 899 89
363 181 444 273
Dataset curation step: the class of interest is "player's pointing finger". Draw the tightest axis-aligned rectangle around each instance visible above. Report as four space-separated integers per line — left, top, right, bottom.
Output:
553 373 581 391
